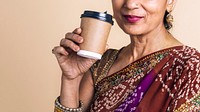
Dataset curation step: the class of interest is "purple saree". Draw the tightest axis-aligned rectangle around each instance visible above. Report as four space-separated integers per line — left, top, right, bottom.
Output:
89 46 200 112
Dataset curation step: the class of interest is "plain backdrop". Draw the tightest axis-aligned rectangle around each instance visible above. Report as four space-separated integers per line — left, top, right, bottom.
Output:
0 0 200 111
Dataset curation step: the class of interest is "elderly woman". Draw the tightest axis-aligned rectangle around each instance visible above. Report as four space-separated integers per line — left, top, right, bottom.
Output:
53 0 200 111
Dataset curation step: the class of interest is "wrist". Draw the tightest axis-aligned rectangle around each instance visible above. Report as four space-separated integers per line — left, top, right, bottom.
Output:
62 72 83 81
55 96 83 112
61 74 83 87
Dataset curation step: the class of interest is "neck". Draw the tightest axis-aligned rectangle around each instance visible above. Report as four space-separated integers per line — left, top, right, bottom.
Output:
127 27 181 61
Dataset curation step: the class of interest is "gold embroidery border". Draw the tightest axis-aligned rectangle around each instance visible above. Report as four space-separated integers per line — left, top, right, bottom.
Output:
174 90 200 112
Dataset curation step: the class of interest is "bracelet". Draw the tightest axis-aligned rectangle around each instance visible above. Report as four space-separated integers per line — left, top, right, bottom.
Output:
54 96 83 112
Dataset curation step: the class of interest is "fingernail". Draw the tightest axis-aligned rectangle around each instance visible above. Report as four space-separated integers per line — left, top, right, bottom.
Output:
79 38 83 43
75 47 80 51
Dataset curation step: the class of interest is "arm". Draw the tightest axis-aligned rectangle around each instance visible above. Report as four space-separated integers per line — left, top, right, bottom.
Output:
53 28 96 111
59 70 94 111
79 71 95 111
173 52 200 111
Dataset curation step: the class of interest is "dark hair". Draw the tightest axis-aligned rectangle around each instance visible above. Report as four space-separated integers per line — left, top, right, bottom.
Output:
164 11 172 30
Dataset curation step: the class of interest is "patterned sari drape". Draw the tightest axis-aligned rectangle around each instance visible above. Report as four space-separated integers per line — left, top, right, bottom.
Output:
89 46 200 112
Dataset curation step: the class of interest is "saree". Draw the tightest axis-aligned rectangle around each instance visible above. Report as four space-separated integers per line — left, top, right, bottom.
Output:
88 46 200 112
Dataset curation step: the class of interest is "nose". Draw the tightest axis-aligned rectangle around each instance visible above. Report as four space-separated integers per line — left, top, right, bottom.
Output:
123 0 140 9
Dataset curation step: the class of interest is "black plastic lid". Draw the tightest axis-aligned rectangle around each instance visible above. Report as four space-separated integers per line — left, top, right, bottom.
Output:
81 10 114 25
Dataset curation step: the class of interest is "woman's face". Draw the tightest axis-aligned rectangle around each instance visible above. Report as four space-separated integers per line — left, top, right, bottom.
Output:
112 0 172 36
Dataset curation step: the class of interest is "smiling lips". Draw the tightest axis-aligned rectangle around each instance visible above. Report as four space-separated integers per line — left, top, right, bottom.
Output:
123 15 143 23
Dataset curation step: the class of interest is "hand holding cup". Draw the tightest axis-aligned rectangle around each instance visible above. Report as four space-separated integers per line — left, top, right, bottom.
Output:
52 28 96 80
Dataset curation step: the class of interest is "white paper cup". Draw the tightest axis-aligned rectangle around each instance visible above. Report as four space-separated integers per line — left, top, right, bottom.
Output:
77 10 114 60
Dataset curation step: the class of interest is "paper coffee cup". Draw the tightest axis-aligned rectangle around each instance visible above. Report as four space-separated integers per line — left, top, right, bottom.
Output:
77 10 114 60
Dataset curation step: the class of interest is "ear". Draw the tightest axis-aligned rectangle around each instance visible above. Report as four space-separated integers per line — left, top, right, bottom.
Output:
166 0 177 12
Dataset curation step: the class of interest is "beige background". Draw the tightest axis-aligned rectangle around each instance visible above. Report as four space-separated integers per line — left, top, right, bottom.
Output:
0 0 200 112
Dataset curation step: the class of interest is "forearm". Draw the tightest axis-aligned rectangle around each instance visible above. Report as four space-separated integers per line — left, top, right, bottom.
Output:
54 71 94 112
60 74 83 108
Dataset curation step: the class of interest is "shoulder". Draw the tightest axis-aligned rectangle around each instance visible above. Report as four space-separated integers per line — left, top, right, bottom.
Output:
90 48 119 73
172 46 200 60
89 48 121 85
168 46 200 111
169 46 200 81
169 46 200 70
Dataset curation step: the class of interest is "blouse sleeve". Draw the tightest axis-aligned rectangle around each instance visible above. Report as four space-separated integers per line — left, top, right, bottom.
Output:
89 49 119 86
174 50 200 112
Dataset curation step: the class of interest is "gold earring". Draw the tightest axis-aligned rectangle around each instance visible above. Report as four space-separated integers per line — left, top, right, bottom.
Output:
166 11 173 29
166 11 173 23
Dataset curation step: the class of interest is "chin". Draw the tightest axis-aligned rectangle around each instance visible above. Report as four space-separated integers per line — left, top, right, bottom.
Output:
123 27 145 36
119 24 147 36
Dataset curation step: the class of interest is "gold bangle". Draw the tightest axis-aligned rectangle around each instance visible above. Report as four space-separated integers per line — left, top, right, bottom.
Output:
54 96 83 112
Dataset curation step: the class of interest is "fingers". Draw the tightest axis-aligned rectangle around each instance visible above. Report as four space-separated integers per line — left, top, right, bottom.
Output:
65 28 83 44
60 38 80 52
72 27 82 34
52 46 68 58
53 28 83 57
60 28 83 52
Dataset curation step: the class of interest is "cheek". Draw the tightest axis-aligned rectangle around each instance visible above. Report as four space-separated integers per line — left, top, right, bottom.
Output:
143 4 166 24
143 0 167 13
112 1 124 16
